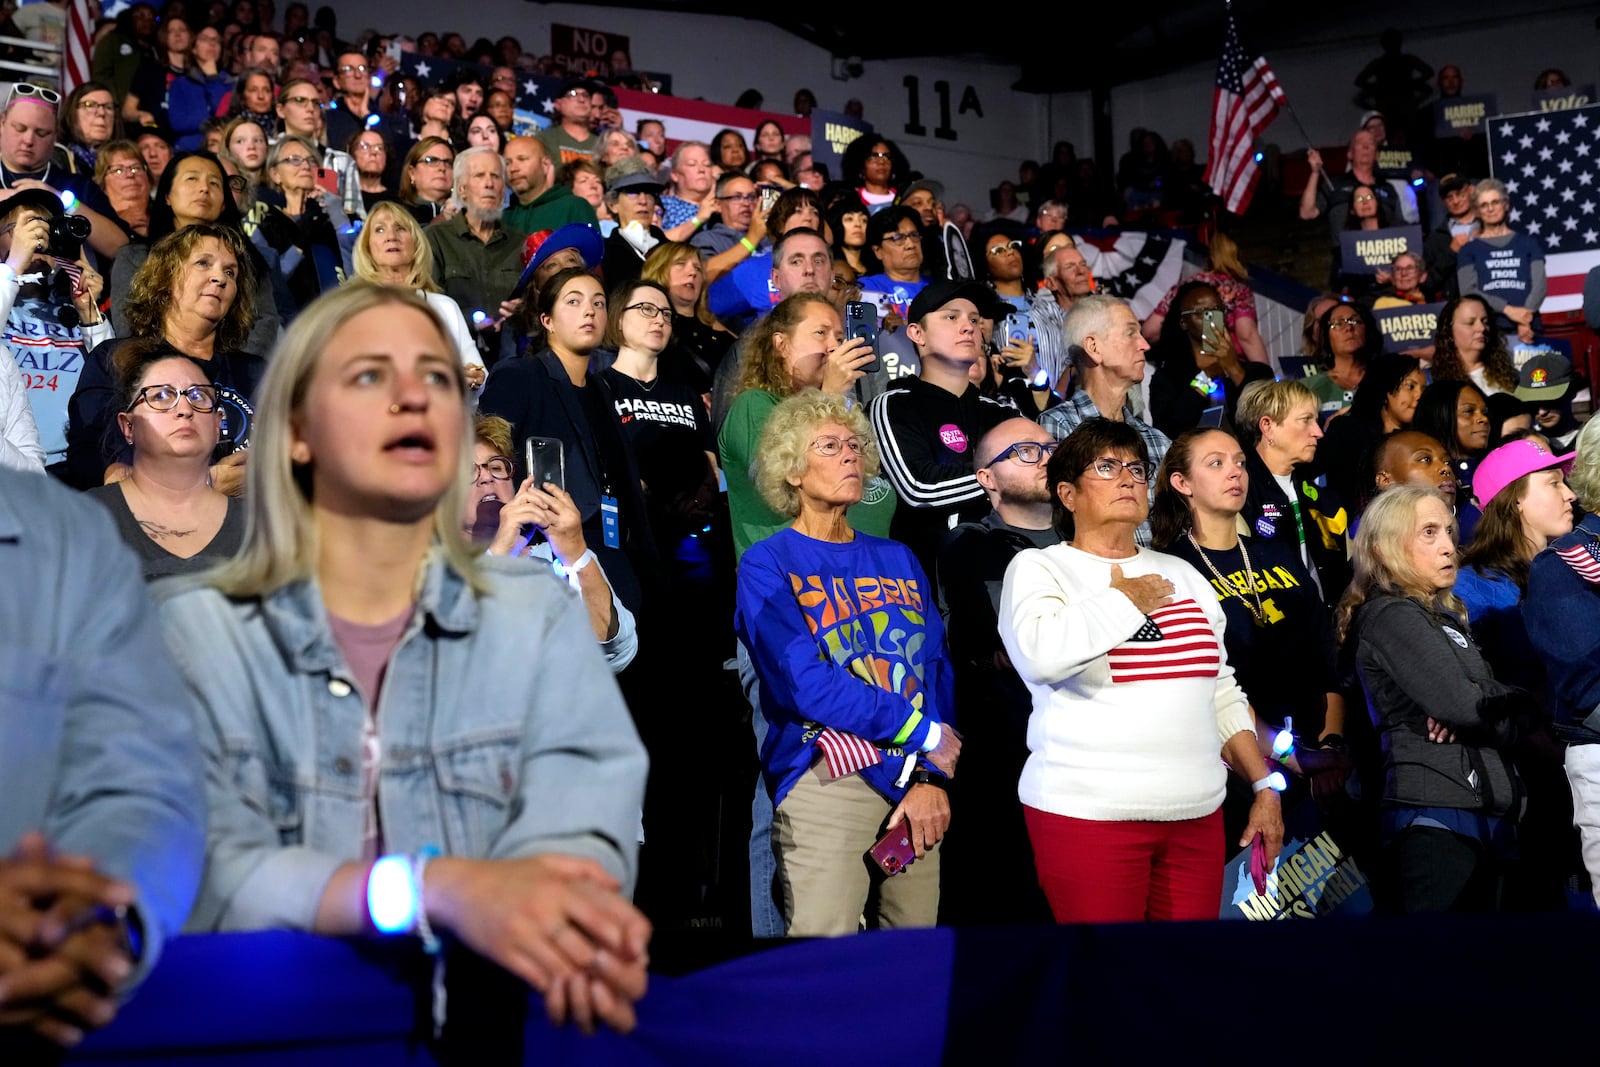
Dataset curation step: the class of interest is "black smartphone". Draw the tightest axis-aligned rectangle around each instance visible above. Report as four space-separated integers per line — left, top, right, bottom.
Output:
845 300 881 373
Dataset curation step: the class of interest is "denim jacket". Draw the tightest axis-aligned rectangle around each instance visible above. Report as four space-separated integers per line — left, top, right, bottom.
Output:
154 551 648 934
0 468 206 984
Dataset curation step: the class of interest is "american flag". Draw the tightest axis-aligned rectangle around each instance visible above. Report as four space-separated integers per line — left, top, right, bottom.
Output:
812 726 883 779
1106 599 1221 684
60 0 93 96
1556 539 1600 585
398 52 564 136
1487 104 1600 314
1203 12 1287 215
1075 230 1188 320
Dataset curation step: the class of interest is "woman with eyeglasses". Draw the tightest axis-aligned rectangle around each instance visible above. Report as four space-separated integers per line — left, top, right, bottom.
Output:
735 389 959 935
998 416 1283 923
273 76 362 221
841 137 908 216
598 279 717 475
252 134 356 320
1457 178 1546 345
350 200 484 389
463 414 636 672
1302 301 1382 420
86 342 245 579
59 81 122 172
398 136 456 225
167 24 234 152
109 150 279 355
68 223 265 495
94 140 151 237
345 130 392 215
1147 281 1273 439
640 241 733 403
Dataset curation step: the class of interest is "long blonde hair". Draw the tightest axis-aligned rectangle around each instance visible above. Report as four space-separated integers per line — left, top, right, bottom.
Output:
207 283 484 597
1334 484 1464 644
352 201 440 293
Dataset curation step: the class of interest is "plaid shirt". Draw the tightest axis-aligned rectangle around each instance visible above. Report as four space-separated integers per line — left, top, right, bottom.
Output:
1039 390 1171 547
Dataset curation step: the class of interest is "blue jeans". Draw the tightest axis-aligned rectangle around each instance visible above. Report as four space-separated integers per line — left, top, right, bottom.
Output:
737 639 785 938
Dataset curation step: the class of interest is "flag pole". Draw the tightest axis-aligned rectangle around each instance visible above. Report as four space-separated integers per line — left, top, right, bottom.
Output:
1279 98 1335 193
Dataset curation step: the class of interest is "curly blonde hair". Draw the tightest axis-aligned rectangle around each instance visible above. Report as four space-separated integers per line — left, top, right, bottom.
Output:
754 388 880 518
124 224 256 353
1568 416 1600 515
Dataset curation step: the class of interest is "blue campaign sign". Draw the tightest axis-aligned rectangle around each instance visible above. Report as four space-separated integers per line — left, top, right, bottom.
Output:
1434 93 1497 137
1339 225 1423 275
1220 799 1374 920
810 109 873 185
1373 301 1444 353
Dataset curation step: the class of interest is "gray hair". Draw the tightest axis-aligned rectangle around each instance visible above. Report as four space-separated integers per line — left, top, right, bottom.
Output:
1474 177 1508 208
754 389 879 518
1570 416 1600 514
452 145 507 193
266 134 317 184
1063 294 1126 370
1391 250 1425 272
669 140 708 171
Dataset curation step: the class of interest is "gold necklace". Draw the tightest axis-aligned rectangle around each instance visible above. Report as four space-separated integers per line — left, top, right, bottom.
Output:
1186 529 1266 626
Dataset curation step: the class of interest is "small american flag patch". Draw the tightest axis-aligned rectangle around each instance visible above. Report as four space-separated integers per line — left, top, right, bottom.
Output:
1107 599 1220 684
1557 540 1600 585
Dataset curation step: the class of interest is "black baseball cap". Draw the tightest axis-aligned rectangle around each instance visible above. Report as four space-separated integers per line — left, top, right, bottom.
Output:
1515 352 1573 403
1439 173 1472 195
906 279 1008 324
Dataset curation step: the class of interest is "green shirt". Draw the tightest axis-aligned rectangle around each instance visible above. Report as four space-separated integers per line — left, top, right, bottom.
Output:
504 187 598 237
719 389 897 561
1302 371 1352 417
424 214 528 322
536 126 600 166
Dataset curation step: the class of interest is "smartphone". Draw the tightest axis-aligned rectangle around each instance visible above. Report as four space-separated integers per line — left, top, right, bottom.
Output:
385 39 401 63
525 436 565 492
315 166 340 196
868 821 917 877
845 300 881 374
1005 314 1031 349
757 183 781 215
1200 404 1225 428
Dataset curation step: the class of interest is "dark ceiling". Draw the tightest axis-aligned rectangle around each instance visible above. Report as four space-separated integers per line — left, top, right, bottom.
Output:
531 0 1598 93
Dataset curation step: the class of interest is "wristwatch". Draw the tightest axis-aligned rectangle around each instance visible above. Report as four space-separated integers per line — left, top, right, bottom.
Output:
1318 733 1349 754
908 769 948 791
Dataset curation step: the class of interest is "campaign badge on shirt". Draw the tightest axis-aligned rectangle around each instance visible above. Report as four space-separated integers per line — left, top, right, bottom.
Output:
938 424 968 453
1441 625 1469 649
1256 516 1276 538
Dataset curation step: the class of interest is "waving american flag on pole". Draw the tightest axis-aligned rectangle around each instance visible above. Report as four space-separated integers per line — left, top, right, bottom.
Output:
61 0 93 95
1204 11 1287 214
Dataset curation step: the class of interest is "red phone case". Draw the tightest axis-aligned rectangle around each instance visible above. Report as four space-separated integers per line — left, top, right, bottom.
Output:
869 822 917 876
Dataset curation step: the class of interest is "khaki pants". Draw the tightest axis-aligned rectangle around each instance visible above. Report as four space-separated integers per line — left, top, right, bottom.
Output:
771 762 940 936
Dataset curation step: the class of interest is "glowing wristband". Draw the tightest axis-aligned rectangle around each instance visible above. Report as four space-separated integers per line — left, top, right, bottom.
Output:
1251 775 1282 794
367 854 419 935
739 236 757 254
413 846 441 955
921 720 943 754
1271 729 1296 759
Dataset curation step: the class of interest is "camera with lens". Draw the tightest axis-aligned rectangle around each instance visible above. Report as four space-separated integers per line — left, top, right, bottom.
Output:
48 213 90 262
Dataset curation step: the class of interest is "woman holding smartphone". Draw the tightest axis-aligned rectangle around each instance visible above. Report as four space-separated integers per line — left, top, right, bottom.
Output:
1148 281 1273 439
159 283 652 1035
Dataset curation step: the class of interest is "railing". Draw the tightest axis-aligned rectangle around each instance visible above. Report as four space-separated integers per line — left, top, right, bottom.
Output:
0 33 61 86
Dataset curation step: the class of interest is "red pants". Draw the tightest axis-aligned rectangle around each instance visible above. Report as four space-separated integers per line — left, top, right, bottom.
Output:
1023 806 1224 923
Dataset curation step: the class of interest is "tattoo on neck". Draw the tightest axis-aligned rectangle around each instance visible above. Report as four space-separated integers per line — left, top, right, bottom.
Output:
137 519 197 541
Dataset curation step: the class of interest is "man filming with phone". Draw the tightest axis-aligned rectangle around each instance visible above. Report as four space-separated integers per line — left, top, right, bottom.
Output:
692 172 769 284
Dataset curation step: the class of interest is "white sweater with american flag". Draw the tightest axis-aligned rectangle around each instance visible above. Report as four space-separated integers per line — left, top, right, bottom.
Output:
999 543 1256 823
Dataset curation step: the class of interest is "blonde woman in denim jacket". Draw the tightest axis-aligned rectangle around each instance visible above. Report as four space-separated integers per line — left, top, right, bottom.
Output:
155 283 652 1035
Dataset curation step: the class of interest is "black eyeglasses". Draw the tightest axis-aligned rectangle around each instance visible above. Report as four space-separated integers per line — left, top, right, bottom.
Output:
718 192 757 203
985 440 1057 467
126 384 218 413
623 302 671 319
417 155 453 167
1082 457 1151 482
986 240 1023 256
878 231 918 245
472 455 514 480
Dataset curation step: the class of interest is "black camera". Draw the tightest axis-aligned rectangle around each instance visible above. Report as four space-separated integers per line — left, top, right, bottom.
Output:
48 213 90 262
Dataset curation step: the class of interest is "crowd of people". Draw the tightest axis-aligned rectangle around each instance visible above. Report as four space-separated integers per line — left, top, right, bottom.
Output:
3 2 1600 1052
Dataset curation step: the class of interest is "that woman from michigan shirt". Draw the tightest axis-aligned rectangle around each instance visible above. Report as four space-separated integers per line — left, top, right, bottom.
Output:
998 416 1284 923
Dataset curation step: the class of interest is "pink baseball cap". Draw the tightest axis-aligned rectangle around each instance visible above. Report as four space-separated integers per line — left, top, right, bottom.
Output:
1472 439 1575 509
